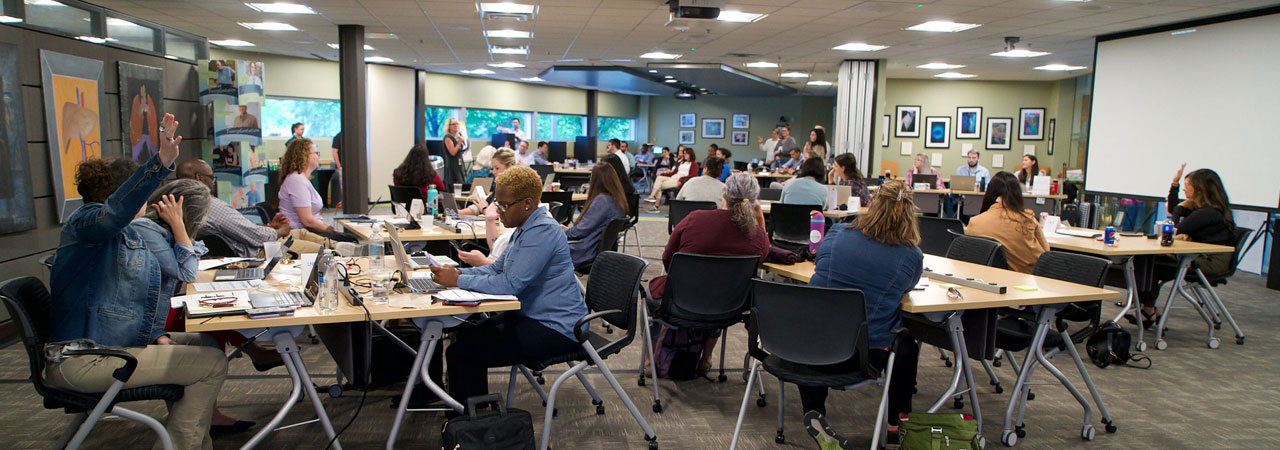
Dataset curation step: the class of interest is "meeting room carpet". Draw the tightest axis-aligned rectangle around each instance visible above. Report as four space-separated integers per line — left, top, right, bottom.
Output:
1 215 1277 449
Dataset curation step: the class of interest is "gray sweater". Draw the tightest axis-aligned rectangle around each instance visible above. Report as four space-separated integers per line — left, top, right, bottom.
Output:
676 176 726 207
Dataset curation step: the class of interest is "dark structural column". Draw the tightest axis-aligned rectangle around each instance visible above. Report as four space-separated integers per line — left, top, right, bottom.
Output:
583 89 598 162
414 70 427 145
338 24 368 214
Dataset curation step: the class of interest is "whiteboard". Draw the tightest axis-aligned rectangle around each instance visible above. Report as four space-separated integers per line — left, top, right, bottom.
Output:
1086 12 1280 210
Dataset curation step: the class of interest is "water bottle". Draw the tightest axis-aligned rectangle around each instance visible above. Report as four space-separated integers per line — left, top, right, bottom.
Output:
319 259 340 313
1160 215 1176 247
368 224 385 272
809 211 826 253
426 186 439 217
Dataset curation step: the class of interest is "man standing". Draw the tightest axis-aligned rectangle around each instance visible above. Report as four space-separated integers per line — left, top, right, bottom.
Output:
955 149 990 189
284 122 305 147
498 117 526 146
174 159 319 256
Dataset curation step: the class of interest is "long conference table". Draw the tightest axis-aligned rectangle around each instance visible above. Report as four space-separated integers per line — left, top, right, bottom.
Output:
762 254 1122 446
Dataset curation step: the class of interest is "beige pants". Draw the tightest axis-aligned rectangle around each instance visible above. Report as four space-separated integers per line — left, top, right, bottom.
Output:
45 333 227 450
288 228 328 254
653 175 682 192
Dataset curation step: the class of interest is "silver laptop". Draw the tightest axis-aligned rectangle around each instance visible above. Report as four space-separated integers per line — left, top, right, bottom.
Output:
213 256 282 281
385 225 446 293
248 250 328 308
951 175 979 192
542 173 555 191
470 177 493 196
824 185 851 209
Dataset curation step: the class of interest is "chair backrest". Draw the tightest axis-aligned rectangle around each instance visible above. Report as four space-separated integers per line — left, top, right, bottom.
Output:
0 277 54 396
584 252 648 332
388 185 424 215
751 279 868 367
666 199 717 233
198 233 238 258
625 193 640 226
948 230 1008 270
769 203 822 244
254 201 276 223
664 253 760 325
595 218 630 256
1032 251 1111 328
238 207 265 225
1224 226 1254 279
879 160 898 178
945 235 1004 267
530 164 556 182
759 188 782 202
918 216 964 256
541 191 575 224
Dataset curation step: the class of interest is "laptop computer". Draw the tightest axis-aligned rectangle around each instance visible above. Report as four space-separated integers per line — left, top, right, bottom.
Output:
824 185 851 209
213 256 282 281
470 177 493 196
385 225 446 293
542 173 555 191
951 175 979 192
913 174 938 188
440 192 484 222
248 250 328 308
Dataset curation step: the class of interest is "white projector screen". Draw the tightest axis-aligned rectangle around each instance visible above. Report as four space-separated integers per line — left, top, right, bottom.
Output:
1086 11 1280 210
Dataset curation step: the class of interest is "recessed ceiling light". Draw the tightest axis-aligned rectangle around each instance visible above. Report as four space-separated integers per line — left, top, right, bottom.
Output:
648 69 658 73
935 72 977 79
745 61 778 68
1035 64 1087 71
211 39 256 47
462 69 496 75
832 42 888 52
364 56 393 63
992 48 1050 58
604 59 633 62
521 77 543 82
490 46 528 55
479 3 535 14
907 21 981 32
327 43 375 50
663 75 673 79
76 36 107 44
664 79 678 83
106 18 139 27
245 3 316 14
807 80 833 86
556 59 585 62
488 62 526 68
641 52 681 60
780 72 809 78
917 62 965 70
486 30 531 39
0 16 22 23
717 11 767 23
1056 0 1091 2
239 22 298 31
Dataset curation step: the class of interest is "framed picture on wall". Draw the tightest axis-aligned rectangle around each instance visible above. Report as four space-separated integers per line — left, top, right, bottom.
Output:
678 130 695 145
881 115 890 147
731 131 748 145
895 105 921 137
1018 107 1045 140
925 116 951 148
955 106 982 140
1047 119 1056 155
702 118 725 139
732 113 750 129
679 113 695 128
986 117 1013 150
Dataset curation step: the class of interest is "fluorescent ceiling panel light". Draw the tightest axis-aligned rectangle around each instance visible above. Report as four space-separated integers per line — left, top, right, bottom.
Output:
239 22 298 31
488 62 525 68
832 42 887 52
26 0 63 5
366 33 397 39
0 16 22 23
245 3 316 14
557 58 584 62
462 69 496 75
364 56 393 63
717 11 766 23
479 3 535 14
521 77 543 82
327 43 374 50
211 39 255 47
992 49 1050 58
663 79 678 83
604 59 633 62
490 46 527 55
807 80 833 86
164 54 180 60
1035 64 1087 71
745 61 777 68
935 72 976 79
648 69 658 73
780 72 809 78
663 75 673 79
640 52 681 59
486 30 530 39
917 62 964 70
907 21 981 32
76 36 107 44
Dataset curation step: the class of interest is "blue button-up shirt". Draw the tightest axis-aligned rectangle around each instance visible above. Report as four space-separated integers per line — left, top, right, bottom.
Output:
955 164 991 189
809 225 923 348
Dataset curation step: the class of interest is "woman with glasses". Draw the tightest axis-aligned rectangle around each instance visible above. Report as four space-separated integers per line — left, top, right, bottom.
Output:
278 138 348 244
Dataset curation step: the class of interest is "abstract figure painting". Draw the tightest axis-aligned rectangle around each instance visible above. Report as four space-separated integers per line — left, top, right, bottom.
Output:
41 50 107 222
118 62 164 162
987 117 1013 150
1019 107 1045 141
0 43 35 234
895 105 920 138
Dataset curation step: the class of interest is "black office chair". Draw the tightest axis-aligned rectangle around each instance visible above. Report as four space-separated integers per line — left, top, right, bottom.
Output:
729 279 909 449
768 203 822 252
574 218 631 275
387 185 424 215
0 277 183 450
542 191 575 225
198 233 238 258
1177 226 1251 347
530 164 556 182
758 188 782 202
666 199 716 233
918 216 965 256
237 207 265 225
641 253 763 413
619 193 643 258
254 201 276 224
505 252 659 450
945 234 1004 267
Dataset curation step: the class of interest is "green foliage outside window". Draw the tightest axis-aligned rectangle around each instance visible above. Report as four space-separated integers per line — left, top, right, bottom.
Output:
598 117 636 141
424 106 461 138
465 109 530 141
537 113 586 141
262 98 341 138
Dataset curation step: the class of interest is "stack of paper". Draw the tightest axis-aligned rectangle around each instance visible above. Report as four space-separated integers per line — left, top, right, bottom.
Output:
435 289 518 303
176 290 252 317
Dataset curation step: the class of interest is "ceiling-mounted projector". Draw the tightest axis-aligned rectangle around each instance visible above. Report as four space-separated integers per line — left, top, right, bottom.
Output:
668 0 721 19
674 88 697 100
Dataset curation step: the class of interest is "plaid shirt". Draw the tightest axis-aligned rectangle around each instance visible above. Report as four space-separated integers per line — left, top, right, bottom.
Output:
201 198 279 257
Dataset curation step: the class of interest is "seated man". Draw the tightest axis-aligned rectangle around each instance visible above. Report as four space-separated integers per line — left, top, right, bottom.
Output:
175 159 322 256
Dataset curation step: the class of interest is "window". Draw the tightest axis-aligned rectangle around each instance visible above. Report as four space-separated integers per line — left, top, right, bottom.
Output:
597 117 637 141
423 106 462 138
24 0 92 36
262 97 342 139
165 32 201 61
536 113 586 141
106 16 158 52
465 108 532 141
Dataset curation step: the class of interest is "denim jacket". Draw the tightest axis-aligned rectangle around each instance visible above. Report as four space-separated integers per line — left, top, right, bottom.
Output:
49 155 204 348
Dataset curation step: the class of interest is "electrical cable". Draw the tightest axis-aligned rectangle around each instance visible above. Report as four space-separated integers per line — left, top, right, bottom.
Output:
324 264 373 450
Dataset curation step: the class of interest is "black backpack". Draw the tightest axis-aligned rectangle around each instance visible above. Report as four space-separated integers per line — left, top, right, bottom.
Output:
1085 321 1150 369
442 395 535 450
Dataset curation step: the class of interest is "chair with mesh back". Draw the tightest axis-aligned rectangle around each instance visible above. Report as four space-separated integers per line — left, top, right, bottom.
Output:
0 277 183 450
947 230 1009 270
572 218 630 275
542 191 575 225
666 199 717 233
619 193 643 258
254 201 276 224
729 279 908 450
918 216 965 256
768 203 822 252
945 234 1004 267
505 252 659 450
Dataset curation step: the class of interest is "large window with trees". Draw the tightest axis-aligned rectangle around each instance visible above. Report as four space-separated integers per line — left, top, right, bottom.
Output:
465 109 532 141
536 113 586 141
598 117 637 141
262 97 341 138
423 106 462 138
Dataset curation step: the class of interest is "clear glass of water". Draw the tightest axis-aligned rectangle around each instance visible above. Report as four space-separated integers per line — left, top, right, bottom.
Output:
369 270 392 304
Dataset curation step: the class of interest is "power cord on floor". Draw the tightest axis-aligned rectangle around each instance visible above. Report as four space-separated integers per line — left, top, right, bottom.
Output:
324 270 374 450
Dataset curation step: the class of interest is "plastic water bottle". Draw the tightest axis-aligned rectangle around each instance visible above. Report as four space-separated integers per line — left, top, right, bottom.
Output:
426 186 439 217
809 211 826 253
319 259 340 313
1160 215 1176 247
368 224 385 272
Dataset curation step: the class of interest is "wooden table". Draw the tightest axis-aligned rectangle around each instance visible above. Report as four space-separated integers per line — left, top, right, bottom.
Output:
553 168 593 175
457 192 587 203
759 201 860 219
338 216 488 242
762 255 1122 444
185 258 519 449
1045 227 1238 351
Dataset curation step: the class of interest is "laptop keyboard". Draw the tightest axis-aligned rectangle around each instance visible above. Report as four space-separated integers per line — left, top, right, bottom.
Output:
411 256 434 267
260 291 310 307
407 277 444 293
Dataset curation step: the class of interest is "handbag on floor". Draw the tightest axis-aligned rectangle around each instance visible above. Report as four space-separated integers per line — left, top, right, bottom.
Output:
654 327 705 380
441 394 535 450
898 412 982 450
1086 320 1151 369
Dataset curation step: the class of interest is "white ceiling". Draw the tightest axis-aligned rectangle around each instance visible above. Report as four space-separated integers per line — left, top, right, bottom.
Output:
90 0 1280 95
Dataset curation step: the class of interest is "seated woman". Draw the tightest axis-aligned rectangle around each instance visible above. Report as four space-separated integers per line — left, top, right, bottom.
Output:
429 167 587 410
1016 154 1041 189
278 138 350 243
645 146 698 210
1130 164 1236 327
47 114 229 450
715 147 733 181
965 172 1050 274
466 145 497 184
654 146 674 170
393 143 448 201
564 163 628 268
459 148 515 217
826 153 872 207
779 157 827 206
800 180 922 449
905 152 944 189
648 173 770 375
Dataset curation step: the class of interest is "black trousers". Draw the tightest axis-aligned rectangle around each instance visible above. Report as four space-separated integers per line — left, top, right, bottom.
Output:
796 336 919 425
446 313 580 410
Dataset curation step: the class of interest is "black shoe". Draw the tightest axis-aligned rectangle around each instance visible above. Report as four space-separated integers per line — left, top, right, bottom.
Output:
1124 309 1159 330
804 411 852 450
210 420 255 434
253 359 285 372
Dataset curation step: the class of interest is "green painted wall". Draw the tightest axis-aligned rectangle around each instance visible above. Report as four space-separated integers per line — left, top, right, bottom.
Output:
647 96 835 162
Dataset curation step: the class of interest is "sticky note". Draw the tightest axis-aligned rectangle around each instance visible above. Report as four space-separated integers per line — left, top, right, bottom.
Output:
1013 285 1038 291
901 141 913 156
931 153 943 167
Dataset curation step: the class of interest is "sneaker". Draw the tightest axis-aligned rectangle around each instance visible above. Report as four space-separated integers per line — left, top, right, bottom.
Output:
804 411 852 450
647 206 661 214
644 197 657 203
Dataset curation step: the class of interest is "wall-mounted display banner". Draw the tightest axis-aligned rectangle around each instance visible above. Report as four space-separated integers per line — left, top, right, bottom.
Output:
0 42 35 235
199 59 239 104
118 62 164 162
41 50 108 222
200 59 267 207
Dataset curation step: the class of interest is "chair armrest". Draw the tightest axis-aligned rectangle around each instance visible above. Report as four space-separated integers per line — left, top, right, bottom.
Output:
640 284 659 314
575 309 624 343
62 348 139 383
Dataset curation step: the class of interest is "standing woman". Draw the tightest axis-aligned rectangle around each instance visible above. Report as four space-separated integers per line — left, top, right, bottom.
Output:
827 153 872 207
804 127 828 161
393 143 448 201
965 172 1050 273
905 152 943 189
442 117 466 192
1016 154 1040 188
563 163 628 267
278 138 346 243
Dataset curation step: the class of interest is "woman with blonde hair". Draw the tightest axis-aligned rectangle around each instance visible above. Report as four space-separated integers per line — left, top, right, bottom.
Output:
442 117 466 191
905 152 943 189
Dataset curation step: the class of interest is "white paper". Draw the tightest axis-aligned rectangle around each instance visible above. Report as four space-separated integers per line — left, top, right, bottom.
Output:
197 257 250 271
826 188 839 210
961 143 973 152
992 154 1004 168
435 289 518 302
931 153 943 167
1023 144 1036 156
848 197 861 212
1032 175 1052 195
172 290 252 310
410 198 424 218
900 141 913 156
192 280 263 292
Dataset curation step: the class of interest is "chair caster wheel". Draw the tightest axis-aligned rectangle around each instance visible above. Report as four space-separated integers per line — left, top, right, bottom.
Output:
994 385 1004 394
1026 391 1035 401
944 360 953 368
552 408 558 417
1135 341 1147 352
756 397 767 408
311 336 320 345
953 399 964 409
647 438 658 450
717 374 727 383
978 436 987 449
537 375 546 385
1236 336 1245 345
596 404 605 415
1001 430 1017 447
912 387 918 394
1104 422 1117 433
775 432 785 444
652 401 663 413
638 378 646 387
328 385 342 398
1213 323 1221 330
1207 337 1220 349
1081 424 1095 440
1015 425 1026 438
1155 339 1167 350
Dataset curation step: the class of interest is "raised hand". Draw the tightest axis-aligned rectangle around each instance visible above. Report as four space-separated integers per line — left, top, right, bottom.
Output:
158 113 182 167
1173 163 1186 184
